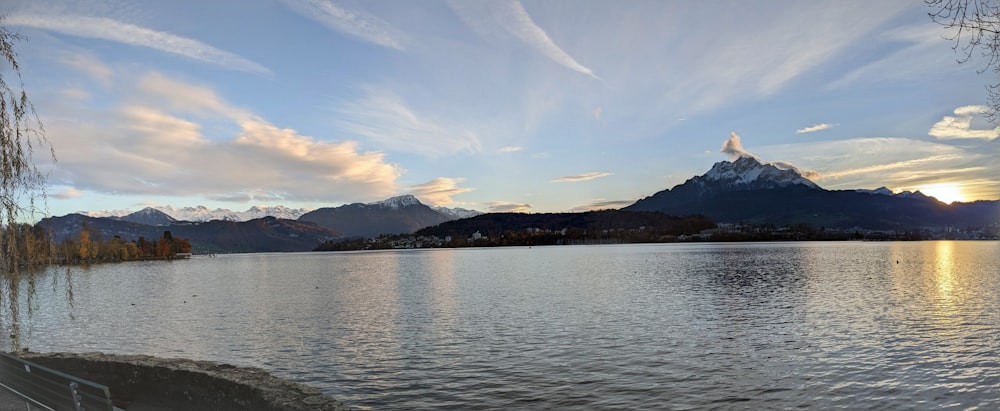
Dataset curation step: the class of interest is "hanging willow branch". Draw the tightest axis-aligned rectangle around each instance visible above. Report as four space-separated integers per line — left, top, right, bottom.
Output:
0 20 53 263
0 17 55 351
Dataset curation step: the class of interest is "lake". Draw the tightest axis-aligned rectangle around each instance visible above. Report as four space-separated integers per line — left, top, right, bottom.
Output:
10 241 1000 409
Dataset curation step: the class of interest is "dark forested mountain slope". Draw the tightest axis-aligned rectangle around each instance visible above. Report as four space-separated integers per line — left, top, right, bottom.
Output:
298 195 452 237
626 156 999 229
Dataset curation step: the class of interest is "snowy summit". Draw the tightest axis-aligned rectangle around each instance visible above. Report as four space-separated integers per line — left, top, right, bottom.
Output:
701 156 820 191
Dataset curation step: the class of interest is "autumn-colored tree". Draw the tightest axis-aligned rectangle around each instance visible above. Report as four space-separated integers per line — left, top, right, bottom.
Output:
155 231 174 258
173 237 192 255
136 237 152 257
78 225 93 261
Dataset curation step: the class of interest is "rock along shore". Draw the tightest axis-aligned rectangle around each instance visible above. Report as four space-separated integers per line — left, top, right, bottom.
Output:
16 352 351 411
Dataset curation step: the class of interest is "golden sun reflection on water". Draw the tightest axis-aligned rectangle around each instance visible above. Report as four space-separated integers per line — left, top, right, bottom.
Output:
934 241 956 302
928 241 964 338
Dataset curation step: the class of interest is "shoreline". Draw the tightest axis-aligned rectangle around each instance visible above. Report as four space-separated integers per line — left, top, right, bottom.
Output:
12 351 350 411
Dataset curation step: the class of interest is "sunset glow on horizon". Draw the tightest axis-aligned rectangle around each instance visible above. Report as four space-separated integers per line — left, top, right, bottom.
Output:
918 183 968 204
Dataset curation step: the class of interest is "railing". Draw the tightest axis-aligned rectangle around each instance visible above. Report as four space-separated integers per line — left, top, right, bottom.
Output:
0 353 115 411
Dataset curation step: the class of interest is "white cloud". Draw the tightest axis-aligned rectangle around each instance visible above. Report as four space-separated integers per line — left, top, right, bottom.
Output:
44 72 402 204
448 0 598 79
929 105 1000 140
51 187 84 200
499 146 524 153
770 161 821 180
279 0 410 50
485 201 532 213
408 177 474 206
722 133 819 179
337 88 482 157
796 123 836 134
720 132 758 160
7 13 270 74
551 172 613 183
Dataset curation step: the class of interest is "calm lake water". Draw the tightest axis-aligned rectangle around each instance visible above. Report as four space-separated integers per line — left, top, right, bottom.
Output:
10 241 1000 409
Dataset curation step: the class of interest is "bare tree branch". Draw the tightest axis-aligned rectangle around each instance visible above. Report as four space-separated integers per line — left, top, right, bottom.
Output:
928 0 1000 122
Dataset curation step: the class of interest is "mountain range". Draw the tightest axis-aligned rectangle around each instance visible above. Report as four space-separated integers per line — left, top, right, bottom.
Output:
625 156 999 229
41 213 341 253
45 195 483 253
44 158 999 253
299 195 457 238
84 202 479 223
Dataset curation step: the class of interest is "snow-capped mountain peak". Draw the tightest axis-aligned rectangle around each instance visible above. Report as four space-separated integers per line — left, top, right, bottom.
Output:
369 195 423 209
701 156 819 190
855 187 929 199
84 205 311 222
434 206 482 220
856 186 895 196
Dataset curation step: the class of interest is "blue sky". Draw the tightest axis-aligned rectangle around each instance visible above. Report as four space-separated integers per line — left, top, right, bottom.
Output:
3 0 998 216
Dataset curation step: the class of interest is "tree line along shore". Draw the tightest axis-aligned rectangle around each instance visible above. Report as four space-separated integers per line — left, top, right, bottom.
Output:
3 223 192 268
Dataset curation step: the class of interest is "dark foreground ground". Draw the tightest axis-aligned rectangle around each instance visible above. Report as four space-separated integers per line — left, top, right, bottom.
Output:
1 352 351 411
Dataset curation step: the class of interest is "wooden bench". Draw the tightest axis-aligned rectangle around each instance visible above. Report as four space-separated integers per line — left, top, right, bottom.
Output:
0 353 116 411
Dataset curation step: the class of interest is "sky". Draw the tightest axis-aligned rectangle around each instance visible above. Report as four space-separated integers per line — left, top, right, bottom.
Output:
2 0 999 217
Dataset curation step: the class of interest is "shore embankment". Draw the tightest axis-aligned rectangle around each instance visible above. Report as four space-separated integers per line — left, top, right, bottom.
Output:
14 352 350 411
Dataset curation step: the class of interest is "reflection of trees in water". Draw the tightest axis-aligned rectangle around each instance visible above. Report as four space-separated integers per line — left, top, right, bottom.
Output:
0 266 76 352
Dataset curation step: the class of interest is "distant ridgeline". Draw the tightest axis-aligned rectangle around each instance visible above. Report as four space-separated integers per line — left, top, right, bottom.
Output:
313 210 717 251
44 162 1000 258
625 156 1000 232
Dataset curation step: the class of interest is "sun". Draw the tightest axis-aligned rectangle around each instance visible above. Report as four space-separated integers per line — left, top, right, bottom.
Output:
919 183 967 204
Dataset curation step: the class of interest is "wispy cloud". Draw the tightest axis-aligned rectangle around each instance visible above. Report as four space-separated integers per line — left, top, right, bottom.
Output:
551 172 613 183
755 137 998 200
136 72 251 120
830 24 968 89
569 199 633 212
796 123 836 134
279 0 410 50
337 87 482 157
818 154 966 180
448 0 598 79
929 105 1000 140
499 146 524 153
485 201 533 213
8 14 270 74
59 51 113 85
408 177 474 206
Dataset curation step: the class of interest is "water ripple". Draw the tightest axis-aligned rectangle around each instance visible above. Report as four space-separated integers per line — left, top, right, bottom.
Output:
15 242 1000 409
